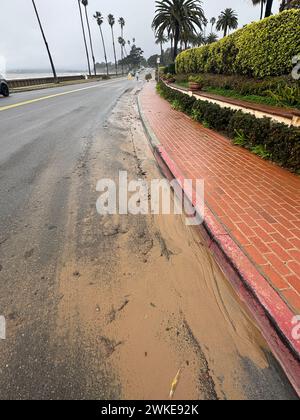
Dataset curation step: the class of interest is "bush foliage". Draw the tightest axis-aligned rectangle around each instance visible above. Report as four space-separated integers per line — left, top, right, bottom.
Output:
157 81 300 172
176 10 300 78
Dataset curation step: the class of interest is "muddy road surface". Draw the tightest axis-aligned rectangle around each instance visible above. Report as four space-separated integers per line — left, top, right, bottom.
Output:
0 81 297 400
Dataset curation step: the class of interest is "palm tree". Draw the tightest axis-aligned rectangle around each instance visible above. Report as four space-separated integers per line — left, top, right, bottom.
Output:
152 0 206 60
94 12 109 76
118 37 125 75
155 33 168 64
81 0 96 76
206 33 218 44
252 0 267 19
169 33 174 57
265 0 274 16
118 17 125 38
203 19 207 37
32 0 57 81
190 32 206 47
123 42 128 57
118 18 126 74
210 17 216 32
216 8 238 37
181 28 197 49
77 0 91 76
108 14 118 75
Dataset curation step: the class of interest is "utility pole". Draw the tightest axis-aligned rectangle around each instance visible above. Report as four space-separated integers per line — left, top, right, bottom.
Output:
32 0 57 82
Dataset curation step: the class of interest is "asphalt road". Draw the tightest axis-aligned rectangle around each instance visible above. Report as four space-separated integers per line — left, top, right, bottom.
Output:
0 79 297 400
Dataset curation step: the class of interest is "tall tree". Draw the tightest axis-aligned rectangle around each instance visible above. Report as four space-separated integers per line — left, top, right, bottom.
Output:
81 0 96 76
210 17 216 32
265 0 274 17
94 12 109 76
190 32 206 47
120 44 145 71
216 8 238 37
155 33 168 64
206 33 218 44
32 0 57 81
252 0 267 19
152 0 206 60
108 14 118 75
78 0 91 75
118 37 125 75
169 33 174 58
118 18 126 74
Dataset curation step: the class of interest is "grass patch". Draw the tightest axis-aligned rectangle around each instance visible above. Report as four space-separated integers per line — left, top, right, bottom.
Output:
174 81 189 89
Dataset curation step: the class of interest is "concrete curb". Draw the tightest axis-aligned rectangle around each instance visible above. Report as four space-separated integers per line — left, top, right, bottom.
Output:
137 92 300 397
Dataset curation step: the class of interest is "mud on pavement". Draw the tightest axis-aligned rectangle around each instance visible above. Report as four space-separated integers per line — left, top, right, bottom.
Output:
0 86 297 400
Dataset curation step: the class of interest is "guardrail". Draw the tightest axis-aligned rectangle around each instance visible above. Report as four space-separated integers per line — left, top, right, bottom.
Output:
7 74 111 89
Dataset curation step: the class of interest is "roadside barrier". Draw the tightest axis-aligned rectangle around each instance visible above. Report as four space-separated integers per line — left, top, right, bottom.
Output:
7 74 112 89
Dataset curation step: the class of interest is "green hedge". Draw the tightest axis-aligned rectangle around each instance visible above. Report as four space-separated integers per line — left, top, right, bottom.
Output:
176 10 300 78
157 81 300 172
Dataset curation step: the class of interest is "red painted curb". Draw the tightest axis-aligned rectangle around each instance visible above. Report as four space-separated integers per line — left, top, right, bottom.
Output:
137 94 300 396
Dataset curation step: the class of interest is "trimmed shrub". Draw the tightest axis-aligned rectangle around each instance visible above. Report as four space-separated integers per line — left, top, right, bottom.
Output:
176 10 300 78
156 81 300 172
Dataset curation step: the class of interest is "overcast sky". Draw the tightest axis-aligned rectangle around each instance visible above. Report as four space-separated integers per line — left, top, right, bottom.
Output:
0 0 280 71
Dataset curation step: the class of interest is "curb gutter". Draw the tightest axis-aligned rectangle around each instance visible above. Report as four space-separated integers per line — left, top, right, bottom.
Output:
137 93 300 397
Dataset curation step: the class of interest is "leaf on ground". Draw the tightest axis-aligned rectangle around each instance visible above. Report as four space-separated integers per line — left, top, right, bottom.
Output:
169 369 181 399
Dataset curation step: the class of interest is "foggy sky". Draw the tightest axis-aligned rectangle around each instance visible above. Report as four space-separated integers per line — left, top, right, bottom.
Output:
0 0 280 71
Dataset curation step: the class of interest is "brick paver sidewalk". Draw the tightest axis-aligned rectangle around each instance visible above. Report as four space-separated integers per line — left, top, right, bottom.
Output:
140 82 300 313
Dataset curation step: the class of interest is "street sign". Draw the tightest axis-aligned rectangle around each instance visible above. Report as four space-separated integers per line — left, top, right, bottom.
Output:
157 57 161 65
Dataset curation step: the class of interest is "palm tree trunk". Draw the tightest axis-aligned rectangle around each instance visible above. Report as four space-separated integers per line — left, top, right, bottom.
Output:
173 24 180 61
160 43 164 65
84 6 97 75
121 28 124 75
77 0 91 76
265 0 273 17
224 25 228 37
32 0 57 81
260 0 265 19
120 45 124 76
111 27 118 75
99 26 109 76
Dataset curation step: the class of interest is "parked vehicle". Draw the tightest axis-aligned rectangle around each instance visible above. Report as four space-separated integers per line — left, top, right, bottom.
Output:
0 75 10 97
